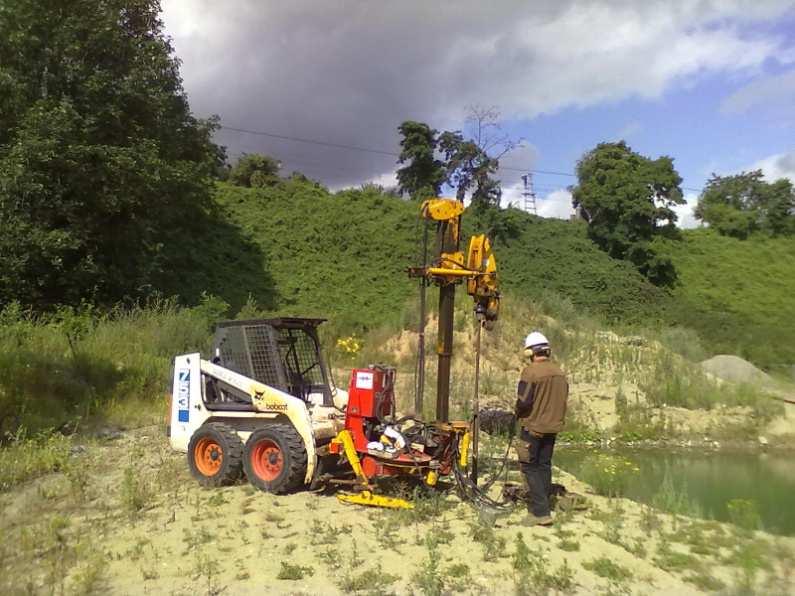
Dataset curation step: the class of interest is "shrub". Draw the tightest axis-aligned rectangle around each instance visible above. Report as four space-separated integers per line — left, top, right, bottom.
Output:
0 296 223 435
726 499 761 532
276 562 314 580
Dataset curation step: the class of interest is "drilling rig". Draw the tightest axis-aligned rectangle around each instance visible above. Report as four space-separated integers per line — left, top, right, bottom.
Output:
169 197 500 508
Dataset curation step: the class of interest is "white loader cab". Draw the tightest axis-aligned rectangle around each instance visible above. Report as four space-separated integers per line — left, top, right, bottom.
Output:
168 318 347 493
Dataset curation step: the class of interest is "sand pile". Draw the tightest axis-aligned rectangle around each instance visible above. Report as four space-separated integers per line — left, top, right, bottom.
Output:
700 354 773 385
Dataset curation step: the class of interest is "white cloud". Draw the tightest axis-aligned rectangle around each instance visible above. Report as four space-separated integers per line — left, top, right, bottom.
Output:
749 150 795 182
538 189 575 220
501 183 573 219
161 1 794 187
365 171 398 190
673 192 701 229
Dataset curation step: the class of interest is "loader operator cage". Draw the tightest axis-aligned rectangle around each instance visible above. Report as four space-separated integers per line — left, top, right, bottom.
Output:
211 318 333 406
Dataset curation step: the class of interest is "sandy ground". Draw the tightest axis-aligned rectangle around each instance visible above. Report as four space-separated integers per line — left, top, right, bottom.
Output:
1 426 793 595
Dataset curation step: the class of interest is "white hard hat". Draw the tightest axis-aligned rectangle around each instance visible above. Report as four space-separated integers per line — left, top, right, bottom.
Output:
524 331 550 350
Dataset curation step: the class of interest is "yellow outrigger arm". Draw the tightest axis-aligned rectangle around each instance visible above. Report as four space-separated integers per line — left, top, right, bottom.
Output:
337 490 414 510
331 430 414 510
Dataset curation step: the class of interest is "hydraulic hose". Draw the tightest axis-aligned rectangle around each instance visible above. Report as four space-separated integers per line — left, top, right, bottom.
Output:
451 424 517 511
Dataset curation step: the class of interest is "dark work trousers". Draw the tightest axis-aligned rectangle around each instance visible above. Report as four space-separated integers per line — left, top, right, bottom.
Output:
519 431 557 517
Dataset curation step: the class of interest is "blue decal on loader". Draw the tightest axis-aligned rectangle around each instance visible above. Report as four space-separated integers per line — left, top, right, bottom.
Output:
177 368 190 422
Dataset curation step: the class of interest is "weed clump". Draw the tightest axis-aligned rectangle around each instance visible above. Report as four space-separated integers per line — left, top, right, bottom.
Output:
120 465 155 514
411 533 443 596
468 519 507 561
726 498 761 533
0 430 72 490
513 532 575 595
582 556 632 582
339 563 399 593
277 562 314 580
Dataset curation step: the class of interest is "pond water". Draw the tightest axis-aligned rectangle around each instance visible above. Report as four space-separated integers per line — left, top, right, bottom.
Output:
554 447 795 536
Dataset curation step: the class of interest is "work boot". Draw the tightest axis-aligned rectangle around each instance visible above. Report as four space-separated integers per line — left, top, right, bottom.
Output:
521 513 553 527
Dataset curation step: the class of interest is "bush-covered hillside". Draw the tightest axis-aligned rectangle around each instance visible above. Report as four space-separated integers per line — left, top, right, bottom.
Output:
165 180 667 332
153 179 794 371
662 230 795 372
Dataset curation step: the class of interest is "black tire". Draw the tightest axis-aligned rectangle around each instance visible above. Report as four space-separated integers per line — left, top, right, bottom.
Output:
243 423 308 494
187 422 243 487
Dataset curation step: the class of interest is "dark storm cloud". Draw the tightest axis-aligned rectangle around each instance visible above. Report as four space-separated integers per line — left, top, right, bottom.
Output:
163 1 791 188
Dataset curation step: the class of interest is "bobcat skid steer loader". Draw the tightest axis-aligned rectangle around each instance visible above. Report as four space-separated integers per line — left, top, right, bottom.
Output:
168 318 348 493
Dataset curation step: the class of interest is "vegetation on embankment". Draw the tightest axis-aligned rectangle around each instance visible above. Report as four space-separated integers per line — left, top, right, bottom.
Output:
660 229 795 374
169 180 793 372
2 177 794 480
178 180 667 331
0 297 228 440
354 292 789 447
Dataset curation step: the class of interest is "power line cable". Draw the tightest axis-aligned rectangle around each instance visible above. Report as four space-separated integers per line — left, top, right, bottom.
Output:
220 125 397 156
220 124 703 193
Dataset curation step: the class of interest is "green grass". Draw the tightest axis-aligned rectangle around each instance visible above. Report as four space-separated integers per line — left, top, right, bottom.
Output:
662 229 795 372
194 181 666 333
2 178 792 443
201 180 795 376
276 562 314 580
582 556 633 582
0 296 225 437
0 431 72 490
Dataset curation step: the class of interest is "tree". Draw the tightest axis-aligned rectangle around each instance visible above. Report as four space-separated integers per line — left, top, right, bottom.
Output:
571 141 684 285
0 0 222 309
438 131 481 201
397 107 519 207
695 170 795 238
396 121 445 200
229 153 281 188
440 106 518 208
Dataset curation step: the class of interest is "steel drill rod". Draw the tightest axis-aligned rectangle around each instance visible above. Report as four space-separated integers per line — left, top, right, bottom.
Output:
436 283 455 422
471 318 483 483
415 222 428 416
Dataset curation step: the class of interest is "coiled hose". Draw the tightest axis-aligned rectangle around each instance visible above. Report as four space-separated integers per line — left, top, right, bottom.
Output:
451 421 517 511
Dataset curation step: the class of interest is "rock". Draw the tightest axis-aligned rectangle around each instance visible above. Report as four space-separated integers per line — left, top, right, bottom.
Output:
96 427 123 441
69 445 87 456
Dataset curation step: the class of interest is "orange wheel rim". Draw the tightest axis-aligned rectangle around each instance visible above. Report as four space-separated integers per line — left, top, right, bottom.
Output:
251 439 283 481
194 437 223 476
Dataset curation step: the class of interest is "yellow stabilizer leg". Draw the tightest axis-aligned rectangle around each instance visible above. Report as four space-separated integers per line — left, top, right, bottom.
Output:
332 429 369 484
459 431 471 468
337 490 413 510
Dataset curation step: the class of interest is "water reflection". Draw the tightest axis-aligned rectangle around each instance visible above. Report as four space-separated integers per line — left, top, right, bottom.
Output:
555 447 795 536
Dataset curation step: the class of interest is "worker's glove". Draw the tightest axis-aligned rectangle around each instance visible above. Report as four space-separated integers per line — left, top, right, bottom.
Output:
478 408 515 436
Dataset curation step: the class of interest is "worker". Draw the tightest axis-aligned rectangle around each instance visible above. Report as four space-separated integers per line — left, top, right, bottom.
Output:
515 331 568 526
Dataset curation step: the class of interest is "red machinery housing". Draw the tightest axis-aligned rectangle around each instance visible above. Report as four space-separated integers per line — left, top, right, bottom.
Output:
335 366 433 478
345 366 395 451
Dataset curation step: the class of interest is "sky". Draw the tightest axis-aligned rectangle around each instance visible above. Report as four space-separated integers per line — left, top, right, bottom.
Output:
162 1 795 227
